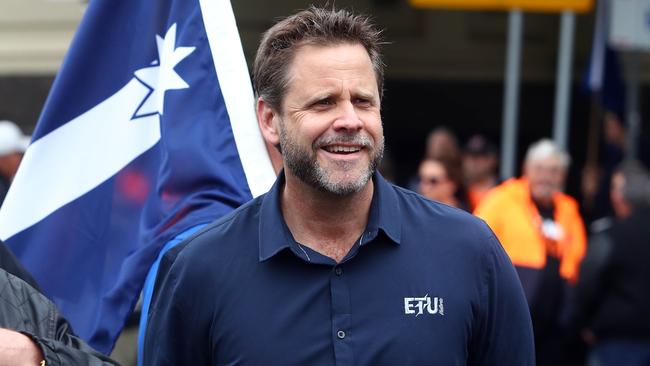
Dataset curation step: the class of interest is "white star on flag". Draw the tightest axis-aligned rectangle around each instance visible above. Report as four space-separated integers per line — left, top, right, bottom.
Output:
0 23 197 240
134 23 195 117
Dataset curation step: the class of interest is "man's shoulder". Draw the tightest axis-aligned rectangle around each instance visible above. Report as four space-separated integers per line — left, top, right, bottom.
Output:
200 196 264 238
590 216 614 235
390 184 494 243
555 191 580 212
484 178 524 201
163 195 264 266
392 184 476 217
474 179 529 218
389 185 506 278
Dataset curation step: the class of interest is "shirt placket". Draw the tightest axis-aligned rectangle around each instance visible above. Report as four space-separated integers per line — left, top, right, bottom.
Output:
330 263 352 366
328 231 377 366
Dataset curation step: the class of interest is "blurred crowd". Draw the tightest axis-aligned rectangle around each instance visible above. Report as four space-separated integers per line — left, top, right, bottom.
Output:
383 117 650 366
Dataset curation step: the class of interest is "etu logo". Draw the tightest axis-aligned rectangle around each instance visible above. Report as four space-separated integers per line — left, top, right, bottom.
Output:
404 295 444 316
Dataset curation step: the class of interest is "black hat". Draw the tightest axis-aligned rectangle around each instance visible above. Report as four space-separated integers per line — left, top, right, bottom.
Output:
464 135 497 156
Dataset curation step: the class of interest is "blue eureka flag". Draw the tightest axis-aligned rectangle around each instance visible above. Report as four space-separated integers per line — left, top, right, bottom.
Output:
0 0 275 354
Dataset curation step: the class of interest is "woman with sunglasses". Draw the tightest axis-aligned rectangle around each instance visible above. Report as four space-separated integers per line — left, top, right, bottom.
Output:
418 157 470 211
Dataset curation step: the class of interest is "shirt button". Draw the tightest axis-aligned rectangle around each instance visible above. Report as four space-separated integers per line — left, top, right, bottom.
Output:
335 267 343 276
337 330 346 339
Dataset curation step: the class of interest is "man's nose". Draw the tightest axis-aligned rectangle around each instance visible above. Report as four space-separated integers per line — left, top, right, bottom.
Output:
332 101 363 131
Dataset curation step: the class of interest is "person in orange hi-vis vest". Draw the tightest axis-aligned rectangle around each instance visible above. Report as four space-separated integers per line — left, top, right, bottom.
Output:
475 138 587 366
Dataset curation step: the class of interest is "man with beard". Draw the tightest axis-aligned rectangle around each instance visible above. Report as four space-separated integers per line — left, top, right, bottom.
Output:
144 7 534 365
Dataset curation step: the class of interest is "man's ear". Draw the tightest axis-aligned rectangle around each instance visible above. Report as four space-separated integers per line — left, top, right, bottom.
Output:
257 98 280 147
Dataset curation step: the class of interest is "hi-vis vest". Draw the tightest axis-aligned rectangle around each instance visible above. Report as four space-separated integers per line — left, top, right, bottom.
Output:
474 178 587 284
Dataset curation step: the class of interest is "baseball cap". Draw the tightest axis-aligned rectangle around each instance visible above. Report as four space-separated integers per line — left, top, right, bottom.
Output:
464 134 497 156
0 120 31 156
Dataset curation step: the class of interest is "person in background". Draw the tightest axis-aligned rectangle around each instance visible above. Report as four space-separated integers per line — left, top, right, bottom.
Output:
474 138 587 365
418 157 469 211
0 240 120 365
425 126 461 162
407 126 461 192
0 120 30 206
581 111 626 223
574 161 650 366
462 134 498 211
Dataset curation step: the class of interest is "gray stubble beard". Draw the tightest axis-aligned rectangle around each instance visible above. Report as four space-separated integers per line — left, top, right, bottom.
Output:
278 123 384 196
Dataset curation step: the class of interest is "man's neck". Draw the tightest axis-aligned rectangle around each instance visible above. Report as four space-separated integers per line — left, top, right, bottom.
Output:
281 173 374 263
470 175 497 191
532 195 554 211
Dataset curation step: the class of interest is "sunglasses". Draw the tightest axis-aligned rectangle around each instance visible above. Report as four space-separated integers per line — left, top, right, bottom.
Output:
420 176 445 185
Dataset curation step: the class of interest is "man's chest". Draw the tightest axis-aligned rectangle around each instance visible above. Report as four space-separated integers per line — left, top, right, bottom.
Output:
207 252 478 366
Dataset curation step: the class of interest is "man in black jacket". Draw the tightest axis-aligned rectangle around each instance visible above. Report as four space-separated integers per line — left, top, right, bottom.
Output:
576 161 650 366
0 241 119 365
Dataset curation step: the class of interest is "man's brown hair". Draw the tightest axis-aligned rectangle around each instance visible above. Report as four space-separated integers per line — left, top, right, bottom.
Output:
253 6 384 112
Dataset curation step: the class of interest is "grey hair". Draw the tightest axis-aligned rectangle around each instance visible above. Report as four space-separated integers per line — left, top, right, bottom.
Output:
524 139 571 168
617 161 650 209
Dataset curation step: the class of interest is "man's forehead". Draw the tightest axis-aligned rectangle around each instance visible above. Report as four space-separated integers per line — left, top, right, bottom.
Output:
289 44 374 75
528 155 564 168
281 44 378 101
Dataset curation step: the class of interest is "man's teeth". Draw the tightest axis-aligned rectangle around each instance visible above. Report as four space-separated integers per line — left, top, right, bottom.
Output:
325 146 361 153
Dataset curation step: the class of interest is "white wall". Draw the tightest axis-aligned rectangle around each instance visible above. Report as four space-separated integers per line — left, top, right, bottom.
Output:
0 0 85 75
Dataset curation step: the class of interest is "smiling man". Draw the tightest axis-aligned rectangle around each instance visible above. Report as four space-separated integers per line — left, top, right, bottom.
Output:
143 7 534 365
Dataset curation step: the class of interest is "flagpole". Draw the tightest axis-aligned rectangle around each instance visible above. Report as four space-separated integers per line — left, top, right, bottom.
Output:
552 10 576 151
500 9 524 180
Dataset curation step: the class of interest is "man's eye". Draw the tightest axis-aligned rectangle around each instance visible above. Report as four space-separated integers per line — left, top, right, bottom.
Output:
354 98 372 107
312 99 333 108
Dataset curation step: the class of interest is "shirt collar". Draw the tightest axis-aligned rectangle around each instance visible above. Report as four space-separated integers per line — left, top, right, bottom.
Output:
258 170 402 262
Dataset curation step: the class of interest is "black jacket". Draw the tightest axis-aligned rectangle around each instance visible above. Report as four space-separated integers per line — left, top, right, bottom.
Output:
576 209 650 341
0 239 40 289
0 243 120 365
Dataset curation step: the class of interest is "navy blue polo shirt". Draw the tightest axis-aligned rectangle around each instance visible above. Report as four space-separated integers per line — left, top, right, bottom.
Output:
144 172 534 365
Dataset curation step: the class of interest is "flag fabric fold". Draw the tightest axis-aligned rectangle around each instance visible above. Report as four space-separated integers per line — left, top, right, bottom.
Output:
583 0 625 116
0 0 275 354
